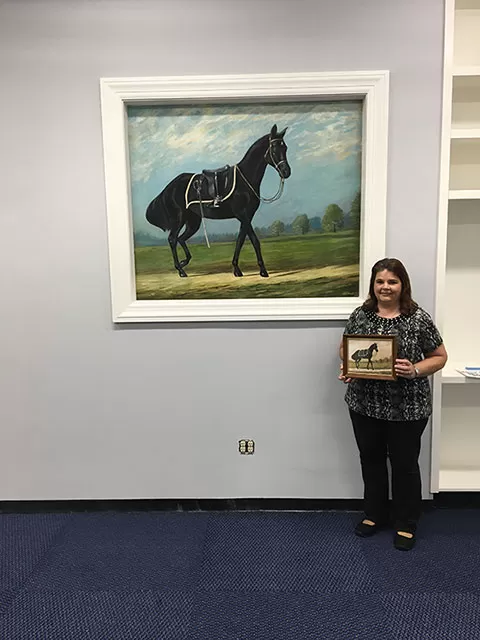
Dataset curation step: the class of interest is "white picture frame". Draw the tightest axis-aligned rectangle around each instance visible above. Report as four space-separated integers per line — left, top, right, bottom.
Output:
99 71 389 323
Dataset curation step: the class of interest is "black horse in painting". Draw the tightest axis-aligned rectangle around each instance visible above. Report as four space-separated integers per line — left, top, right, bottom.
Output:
145 125 291 278
351 343 379 370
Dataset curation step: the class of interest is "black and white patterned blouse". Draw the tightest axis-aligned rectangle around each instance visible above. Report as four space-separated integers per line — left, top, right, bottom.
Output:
343 306 443 421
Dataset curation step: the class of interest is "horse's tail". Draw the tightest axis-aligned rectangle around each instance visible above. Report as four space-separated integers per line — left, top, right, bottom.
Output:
145 173 190 232
351 350 359 360
146 192 170 231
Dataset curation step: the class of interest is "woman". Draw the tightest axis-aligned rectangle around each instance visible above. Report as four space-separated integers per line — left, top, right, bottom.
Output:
339 258 447 551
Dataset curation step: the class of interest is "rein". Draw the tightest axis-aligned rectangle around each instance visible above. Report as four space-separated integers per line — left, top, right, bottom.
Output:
236 135 287 203
236 165 285 203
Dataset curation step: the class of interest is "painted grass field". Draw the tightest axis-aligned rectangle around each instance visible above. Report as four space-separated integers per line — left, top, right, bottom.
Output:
135 229 360 300
347 360 393 376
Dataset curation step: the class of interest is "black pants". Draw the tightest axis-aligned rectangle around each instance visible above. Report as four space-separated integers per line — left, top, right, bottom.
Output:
349 410 428 531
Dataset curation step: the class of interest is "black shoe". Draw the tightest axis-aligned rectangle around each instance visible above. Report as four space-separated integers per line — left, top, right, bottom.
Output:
394 531 416 551
355 519 383 538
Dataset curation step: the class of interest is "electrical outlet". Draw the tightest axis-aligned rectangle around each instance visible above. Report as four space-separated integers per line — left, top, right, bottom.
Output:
238 439 255 455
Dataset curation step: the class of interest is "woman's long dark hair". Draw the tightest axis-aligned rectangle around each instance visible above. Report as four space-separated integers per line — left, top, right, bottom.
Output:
363 258 417 315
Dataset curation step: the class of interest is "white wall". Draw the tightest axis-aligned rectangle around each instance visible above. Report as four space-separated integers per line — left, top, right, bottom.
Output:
0 0 444 500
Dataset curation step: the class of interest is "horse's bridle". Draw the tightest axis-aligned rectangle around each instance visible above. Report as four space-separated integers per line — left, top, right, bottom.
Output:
264 135 288 176
236 134 288 203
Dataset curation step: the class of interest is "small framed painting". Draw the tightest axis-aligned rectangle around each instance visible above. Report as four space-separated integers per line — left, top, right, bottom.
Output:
343 334 398 380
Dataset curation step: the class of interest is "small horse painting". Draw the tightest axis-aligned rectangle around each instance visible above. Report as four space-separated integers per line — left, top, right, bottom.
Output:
351 342 379 370
343 335 397 381
145 125 291 278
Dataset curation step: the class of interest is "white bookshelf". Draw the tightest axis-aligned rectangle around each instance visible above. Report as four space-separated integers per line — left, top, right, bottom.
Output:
449 189 480 199
438 386 480 491
453 65 480 75
451 130 480 138
431 0 480 492
442 365 480 384
451 74 480 150
454 1 480 67
450 139 480 190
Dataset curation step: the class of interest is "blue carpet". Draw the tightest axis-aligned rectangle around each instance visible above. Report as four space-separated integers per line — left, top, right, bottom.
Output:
199 512 376 593
0 509 479 639
187 592 391 640
0 513 69 590
26 512 209 592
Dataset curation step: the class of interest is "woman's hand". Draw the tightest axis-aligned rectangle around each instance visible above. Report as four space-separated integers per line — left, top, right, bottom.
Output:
338 363 352 384
395 358 416 379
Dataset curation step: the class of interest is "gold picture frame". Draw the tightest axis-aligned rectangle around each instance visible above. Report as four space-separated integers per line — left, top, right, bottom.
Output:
343 334 398 381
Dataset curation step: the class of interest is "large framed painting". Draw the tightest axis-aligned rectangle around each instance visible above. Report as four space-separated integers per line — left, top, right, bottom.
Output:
100 71 389 322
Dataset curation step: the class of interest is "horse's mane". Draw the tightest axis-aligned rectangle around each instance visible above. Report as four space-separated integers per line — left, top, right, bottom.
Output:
238 133 270 164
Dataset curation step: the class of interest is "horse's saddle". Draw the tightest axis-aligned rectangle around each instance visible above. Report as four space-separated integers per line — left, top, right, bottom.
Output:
197 164 235 206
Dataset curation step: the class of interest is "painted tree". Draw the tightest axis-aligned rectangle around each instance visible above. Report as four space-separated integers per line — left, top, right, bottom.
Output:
322 204 345 232
292 214 310 235
349 192 361 229
270 220 285 236
310 216 323 232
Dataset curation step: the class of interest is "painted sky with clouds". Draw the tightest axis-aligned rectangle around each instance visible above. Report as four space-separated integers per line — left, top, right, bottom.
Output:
127 101 362 239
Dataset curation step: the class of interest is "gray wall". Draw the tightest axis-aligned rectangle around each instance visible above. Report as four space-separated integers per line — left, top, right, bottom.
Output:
0 0 443 500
